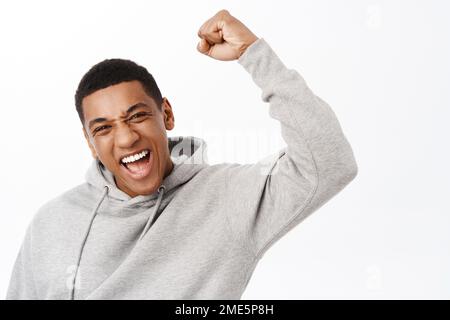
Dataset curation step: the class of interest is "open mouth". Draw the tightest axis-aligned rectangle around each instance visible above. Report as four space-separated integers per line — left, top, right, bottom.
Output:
120 149 153 180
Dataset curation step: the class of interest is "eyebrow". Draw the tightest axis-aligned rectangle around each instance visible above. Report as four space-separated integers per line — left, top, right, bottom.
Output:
88 102 151 129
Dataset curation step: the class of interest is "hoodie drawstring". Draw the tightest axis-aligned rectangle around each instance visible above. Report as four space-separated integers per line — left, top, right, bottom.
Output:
138 185 166 241
69 184 165 299
69 185 109 300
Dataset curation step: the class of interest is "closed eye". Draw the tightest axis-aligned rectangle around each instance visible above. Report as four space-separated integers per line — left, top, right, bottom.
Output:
128 112 152 122
93 125 111 135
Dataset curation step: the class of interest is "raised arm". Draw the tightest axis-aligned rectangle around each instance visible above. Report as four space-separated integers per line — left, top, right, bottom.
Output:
197 9 358 259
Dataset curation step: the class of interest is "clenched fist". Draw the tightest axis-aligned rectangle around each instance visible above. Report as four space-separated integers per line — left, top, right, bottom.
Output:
197 9 259 61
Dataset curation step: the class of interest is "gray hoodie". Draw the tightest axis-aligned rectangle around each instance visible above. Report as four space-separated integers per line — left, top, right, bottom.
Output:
6 38 358 300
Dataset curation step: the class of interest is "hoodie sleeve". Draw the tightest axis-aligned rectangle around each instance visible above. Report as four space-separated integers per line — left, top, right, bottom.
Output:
6 221 39 299
224 38 358 259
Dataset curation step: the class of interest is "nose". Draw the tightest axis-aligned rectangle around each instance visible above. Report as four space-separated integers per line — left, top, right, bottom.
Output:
114 123 139 149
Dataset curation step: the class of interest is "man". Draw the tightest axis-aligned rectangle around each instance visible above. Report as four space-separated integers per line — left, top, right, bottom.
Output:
7 9 358 299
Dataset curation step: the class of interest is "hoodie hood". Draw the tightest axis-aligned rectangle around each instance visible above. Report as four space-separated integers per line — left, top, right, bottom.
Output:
6 37 359 300
84 135 209 205
68 135 209 299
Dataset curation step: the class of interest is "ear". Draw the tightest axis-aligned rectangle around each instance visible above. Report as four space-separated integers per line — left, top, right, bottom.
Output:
83 126 98 159
161 97 175 130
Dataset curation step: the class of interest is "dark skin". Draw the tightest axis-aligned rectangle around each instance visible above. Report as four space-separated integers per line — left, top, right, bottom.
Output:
82 80 175 197
81 9 257 198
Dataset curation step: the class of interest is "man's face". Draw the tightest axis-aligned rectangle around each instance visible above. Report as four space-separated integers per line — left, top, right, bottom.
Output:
82 80 175 197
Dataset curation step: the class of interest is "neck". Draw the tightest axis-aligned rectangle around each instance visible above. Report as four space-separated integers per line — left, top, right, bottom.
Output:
164 157 175 179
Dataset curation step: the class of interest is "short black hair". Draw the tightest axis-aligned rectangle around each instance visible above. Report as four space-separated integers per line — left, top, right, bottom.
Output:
75 58 163 125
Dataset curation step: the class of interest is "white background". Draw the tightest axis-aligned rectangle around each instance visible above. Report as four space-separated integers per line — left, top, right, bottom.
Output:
1 0 449 299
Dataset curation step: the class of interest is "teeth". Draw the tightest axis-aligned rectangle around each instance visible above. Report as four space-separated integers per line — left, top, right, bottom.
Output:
121 150 149 164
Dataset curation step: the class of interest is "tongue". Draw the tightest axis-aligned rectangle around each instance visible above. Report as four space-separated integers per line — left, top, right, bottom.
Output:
126 156 148 173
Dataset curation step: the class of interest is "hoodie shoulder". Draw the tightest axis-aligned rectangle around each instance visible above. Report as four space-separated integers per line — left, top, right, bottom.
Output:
31 182 96 228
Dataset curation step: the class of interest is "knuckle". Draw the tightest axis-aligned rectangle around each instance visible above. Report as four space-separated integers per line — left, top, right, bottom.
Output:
198 27 206 37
